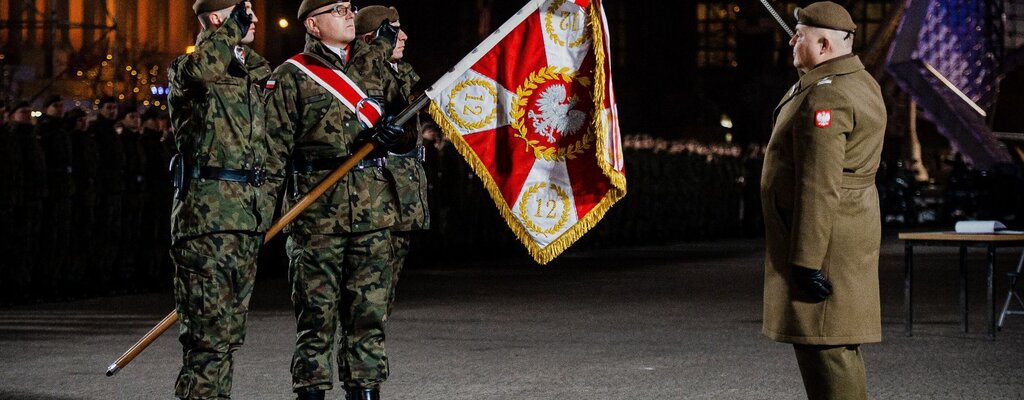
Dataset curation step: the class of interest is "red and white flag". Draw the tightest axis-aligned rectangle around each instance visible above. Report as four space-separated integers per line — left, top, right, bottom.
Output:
426 0 626 264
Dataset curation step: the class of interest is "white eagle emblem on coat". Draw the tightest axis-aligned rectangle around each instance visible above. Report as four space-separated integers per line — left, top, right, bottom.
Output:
814 109 832 128
528 84 587 144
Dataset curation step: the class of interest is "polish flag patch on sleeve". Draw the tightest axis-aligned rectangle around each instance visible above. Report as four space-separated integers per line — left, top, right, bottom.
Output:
814 109 832 128
266 80 276 90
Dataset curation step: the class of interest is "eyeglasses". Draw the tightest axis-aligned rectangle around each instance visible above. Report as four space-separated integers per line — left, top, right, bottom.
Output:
309 3 358 18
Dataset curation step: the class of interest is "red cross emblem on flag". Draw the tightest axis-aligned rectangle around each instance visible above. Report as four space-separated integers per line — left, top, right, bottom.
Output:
426 0 625 264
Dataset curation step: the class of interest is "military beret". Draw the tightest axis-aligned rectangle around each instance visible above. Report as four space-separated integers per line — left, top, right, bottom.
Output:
355 5 399 35
44 95 63 107
193 0 239 15
298 0 344 20
64 107 87 121
794 1 856 33
141 106 161 122
10 100 30 113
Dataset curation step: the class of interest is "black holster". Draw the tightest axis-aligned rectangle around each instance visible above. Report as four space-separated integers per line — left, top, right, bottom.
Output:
170 153 189 200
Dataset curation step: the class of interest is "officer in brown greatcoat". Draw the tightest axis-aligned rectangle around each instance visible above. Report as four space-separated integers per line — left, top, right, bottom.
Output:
760 2 886 399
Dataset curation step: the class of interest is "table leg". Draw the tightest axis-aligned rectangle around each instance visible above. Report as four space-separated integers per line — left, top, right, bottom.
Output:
960 245 968 333
987 243 995 340
905 241 913 337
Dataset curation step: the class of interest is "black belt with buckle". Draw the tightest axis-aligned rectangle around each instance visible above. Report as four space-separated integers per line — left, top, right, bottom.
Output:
292 155 387 174
191 165 267 187
389 145 426 162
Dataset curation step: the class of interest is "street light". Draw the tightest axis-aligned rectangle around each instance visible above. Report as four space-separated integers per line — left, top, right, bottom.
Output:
278 18 289 29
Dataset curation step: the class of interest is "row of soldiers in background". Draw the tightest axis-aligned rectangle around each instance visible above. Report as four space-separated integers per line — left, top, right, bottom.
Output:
413 130 764 261
0 96 176 305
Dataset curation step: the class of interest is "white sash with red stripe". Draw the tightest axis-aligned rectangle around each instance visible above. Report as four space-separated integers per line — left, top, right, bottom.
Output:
285 53 383 128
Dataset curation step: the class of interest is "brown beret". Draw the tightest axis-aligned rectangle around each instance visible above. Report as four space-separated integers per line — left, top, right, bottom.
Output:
794 1 856 33
355 6 399 35
298 0 344 20
193 0 239 15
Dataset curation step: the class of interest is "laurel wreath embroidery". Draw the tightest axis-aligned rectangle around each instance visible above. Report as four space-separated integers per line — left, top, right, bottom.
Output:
510 66 594 161
518 182 571 236
447 78 498 131
545 0 588 48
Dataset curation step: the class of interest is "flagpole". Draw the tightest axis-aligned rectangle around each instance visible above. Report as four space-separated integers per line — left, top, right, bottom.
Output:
758 0 794 38
106 96 430 377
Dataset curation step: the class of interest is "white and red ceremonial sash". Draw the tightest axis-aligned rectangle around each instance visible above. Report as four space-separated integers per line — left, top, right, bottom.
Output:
285 53 383 127
425 0 626 264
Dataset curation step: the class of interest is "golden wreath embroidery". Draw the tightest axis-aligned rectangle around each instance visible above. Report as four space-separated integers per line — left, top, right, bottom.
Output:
447 78 499 131
544 0 589 49
518 182 571 236
510 66 594 161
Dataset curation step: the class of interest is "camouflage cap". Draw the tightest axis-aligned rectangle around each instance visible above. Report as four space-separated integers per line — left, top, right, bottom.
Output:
298 0 344 20
794 1 856 33
355 5 399 35
193 0 239 15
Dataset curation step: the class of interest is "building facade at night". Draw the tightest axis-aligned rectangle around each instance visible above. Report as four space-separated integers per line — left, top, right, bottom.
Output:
0 0 270 107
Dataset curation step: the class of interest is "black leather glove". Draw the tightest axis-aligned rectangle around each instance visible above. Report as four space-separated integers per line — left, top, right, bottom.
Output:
229 1 253 35
791 265 832 302
375 19 399 46
369 115 407 152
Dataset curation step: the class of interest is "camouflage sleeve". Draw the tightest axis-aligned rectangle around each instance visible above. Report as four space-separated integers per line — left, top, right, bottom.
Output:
395 61 420 97
367 36 396 64
173 18 245 84
264 65 301 198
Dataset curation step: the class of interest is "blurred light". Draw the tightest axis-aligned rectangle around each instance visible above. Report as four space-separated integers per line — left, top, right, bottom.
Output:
131 70 138 76
76 71 83 77
106 54 113 60
725 133 733 143
143 101 150 106
125 66 132 71
720 113 733 129
133 87 140 93
186 45 196 54
278 18 289 28
118 94 125 100
101 61 108 66
160 105 167 110
154 101 161 106
0 54 5 60
30 111 42 118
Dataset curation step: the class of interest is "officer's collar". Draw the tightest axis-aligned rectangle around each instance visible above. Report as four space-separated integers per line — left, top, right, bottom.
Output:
304 35 368 69
797 53 863 90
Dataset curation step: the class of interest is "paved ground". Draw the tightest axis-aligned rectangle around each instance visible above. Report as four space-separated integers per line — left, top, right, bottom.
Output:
2 233 1023 399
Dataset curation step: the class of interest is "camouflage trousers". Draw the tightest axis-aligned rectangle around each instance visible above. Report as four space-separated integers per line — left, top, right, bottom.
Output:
386 232 413 317
171 232 261 400
287 230 394 392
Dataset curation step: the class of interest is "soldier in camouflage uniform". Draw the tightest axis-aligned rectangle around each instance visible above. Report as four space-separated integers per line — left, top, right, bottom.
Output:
37 95 74 296
167 1 278 398
354 6 428 317
68 107 99 298
90 96 124 293
265 1 410 399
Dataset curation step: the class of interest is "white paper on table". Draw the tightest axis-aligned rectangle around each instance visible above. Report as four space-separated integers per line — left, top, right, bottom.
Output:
954 220 1006 233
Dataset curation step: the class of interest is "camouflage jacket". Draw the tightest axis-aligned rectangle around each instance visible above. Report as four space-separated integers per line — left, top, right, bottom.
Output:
167 18 277 243
266 36 400 235
382 60 429 231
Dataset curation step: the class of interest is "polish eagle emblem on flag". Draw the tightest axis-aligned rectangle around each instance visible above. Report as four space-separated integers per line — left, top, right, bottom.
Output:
425 0 625 264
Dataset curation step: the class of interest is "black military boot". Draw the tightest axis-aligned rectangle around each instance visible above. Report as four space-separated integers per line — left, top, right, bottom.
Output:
344 387 380 400
296 388 325 400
